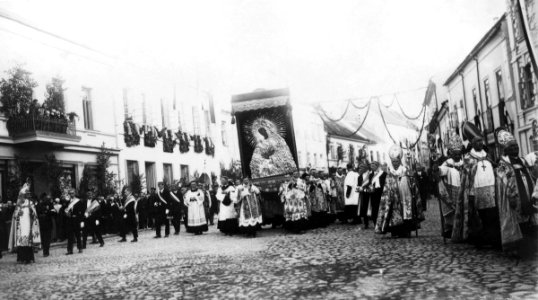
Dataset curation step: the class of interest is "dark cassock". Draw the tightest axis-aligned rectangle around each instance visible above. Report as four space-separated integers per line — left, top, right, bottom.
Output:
216 177 239 235
307 178 329 228
495 128 535 254
209 185 219 225
64 190 85 254
83 195 104 247
120 190 138 242
436 134 464 239
184 183 208 235
36 196 56 256
375 144 424 237
9 183 41 263
415 165 429 211
368 162 386 227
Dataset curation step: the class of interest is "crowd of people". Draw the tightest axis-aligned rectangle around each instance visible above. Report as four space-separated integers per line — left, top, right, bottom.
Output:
435 123 538 257
2 122 537 264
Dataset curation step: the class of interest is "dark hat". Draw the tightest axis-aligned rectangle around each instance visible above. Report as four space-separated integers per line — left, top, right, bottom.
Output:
461 122 482 142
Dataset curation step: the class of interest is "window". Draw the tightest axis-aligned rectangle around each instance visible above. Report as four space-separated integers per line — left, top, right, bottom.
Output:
82 87 93 130
145 162 156 190
298 151 302 166
163 163 173 184
306 152 311 165
496 70 505 102
483 79 494 132
376 151 380 162
204 109 211 135
330 144 336 160
221 121 228 146
192 106 201 135
126 160 139 185
370 151 374 162
472 87 479 116
180 164 190 182
519 58 536 110
314 153 318 167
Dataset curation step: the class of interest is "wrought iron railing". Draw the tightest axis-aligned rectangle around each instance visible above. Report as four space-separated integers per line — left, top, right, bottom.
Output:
6 114 77 136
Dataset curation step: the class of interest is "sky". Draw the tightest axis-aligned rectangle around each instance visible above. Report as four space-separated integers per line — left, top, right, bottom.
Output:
0 0 507 114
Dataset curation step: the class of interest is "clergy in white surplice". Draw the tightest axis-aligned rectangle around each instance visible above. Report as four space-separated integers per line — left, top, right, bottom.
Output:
184 182 208 235
343 163 360 224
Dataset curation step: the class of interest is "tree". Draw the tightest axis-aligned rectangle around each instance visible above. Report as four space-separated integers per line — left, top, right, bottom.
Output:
78 164 96 197
6 156 32 202
95 143 117 196
44 77 66 113
0 66 37 117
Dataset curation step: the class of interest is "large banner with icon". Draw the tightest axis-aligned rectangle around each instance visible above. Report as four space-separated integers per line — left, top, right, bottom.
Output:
231 88 299 190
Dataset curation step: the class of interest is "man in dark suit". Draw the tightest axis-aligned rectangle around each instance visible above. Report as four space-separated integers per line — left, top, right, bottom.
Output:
65 189 85 255
169 184 183 235
415 165 429 211
83 191 105 248
154 183 170 238
36 194 56 256
358 163 372 228
368 161 386 228
119 187 138 242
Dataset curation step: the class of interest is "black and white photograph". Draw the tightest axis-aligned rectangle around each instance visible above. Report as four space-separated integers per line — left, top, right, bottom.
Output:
0 0 537 299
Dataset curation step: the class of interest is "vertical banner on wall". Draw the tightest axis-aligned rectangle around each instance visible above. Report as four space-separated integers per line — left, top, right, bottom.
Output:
516 0 538 75
231 88 299 191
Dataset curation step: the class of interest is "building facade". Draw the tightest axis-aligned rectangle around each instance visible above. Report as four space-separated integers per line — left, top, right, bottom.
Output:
0 11 227 199
443 14 519 159
506 0 538 154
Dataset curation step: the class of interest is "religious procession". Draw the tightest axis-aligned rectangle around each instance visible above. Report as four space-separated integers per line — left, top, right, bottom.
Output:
2 1 538 299
2 141 429 264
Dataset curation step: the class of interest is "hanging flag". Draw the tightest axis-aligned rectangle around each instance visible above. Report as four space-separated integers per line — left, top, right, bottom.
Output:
209 94 216 123
422 80 436 106
160 98 166 128
173 85 177 110
516 0 538 76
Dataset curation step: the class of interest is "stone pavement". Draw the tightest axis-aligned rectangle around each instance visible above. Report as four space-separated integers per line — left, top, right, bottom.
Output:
1 199 537 299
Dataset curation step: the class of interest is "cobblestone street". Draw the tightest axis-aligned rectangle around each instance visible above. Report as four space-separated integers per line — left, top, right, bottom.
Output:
1 200 537 299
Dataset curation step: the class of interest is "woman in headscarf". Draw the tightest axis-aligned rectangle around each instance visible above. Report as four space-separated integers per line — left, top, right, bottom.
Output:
9 181 41 263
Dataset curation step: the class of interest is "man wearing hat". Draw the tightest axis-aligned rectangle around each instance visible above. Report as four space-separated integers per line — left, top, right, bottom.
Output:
375 144 423 237
154 182 173 238
436 133 464 239
496 128 535 253
367 161 386 229
455 122 499 247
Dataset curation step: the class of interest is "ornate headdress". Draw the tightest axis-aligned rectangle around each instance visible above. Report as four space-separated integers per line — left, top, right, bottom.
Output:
388 144 403 160
447 134 463 152
497 128 517 148
18 182 31 200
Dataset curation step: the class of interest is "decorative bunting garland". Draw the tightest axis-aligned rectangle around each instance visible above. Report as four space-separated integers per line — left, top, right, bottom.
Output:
395 95 425 120
317 99 351 123
377 100 427 150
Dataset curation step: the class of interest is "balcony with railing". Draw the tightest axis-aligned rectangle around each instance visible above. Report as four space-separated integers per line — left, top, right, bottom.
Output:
6 114 81 144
